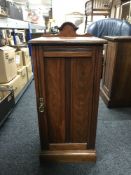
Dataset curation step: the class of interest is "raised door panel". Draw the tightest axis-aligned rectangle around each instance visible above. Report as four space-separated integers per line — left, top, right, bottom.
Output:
71 57 94 143
44 57 66 143
102 42 117 97
37 46 100 151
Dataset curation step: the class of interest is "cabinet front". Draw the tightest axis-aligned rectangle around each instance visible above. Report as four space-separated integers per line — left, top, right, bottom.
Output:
33 46 99 150
31 43 103 162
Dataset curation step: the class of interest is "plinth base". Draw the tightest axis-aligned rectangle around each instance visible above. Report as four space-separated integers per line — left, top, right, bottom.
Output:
40 150 96 163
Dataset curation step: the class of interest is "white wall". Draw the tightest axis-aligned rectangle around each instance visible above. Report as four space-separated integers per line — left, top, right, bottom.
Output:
52 0 87 26
28 0 42 5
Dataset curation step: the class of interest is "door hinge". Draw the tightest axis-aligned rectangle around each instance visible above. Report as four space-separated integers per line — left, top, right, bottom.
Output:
39 97 45 113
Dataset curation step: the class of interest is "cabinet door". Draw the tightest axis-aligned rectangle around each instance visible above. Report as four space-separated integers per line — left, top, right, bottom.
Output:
70 47 102 148
32 46 66 150
102 42 117 97
33 46 101 150
70 57 94 143
43 56 66 143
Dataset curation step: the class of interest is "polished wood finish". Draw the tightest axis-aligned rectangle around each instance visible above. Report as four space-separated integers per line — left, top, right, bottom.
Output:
101 36 131 107
30 22 105 162
40 150 96 163
49 143 87 150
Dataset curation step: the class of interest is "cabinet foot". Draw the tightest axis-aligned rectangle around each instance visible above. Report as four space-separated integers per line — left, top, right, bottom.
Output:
39 150 96 163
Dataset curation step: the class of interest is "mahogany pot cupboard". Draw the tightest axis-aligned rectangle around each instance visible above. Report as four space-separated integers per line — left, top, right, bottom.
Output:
101 36 131 107
29 22 106 162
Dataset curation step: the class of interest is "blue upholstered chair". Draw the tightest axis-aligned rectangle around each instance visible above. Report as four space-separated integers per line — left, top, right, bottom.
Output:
87 19 131 79
87 18 131 37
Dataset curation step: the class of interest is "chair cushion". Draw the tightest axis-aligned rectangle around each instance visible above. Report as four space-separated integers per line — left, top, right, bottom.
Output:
87 18 131 37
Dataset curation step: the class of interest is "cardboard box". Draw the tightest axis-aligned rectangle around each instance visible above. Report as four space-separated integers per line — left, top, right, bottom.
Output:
17 66 28 89
15 51 23 69
21 47 31 65
0 46 17 83
26 62 33 81
1 75 21 98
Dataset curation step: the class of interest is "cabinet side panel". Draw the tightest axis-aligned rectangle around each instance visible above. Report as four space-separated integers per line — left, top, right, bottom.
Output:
31 46 49 150
102 42 117 96
44 58 65 143
111 42 131 104
71 57 94 143
89 47 103 148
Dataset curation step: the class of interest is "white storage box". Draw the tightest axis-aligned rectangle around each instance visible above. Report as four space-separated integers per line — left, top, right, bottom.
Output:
1 75 21 98
17 66 28 89
21 47 31 65
26 62 33 81
0 46 17 83
15 50 23 69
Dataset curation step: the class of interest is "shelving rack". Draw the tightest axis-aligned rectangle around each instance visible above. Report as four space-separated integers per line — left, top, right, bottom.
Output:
0 17 45 30
0 17 45 103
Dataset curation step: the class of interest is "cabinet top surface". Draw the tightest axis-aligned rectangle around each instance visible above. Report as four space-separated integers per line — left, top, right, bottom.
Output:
104 36 131 41
29 37 106 44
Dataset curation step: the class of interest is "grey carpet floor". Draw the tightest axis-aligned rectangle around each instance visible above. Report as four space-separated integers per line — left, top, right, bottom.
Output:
0 81 131 175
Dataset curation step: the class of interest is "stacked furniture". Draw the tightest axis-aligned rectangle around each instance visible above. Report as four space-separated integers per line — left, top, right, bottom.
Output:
84 0 113 31
101 36 131 107
110 0 131 21
87 18 131 107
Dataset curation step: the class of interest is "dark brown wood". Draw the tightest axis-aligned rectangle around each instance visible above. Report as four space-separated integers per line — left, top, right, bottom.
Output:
88 46 103 148
101 36 131 107
58 22 78 37
44 57 66 143
70 54 94 143
65 58 71 142
49 143 87 150
40 150 96 163
30 22 105 162
43 51 92 58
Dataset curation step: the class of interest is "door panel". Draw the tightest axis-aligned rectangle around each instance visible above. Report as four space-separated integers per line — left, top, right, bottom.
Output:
42 49 95 147
71 57 94 142
44 58 66 143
